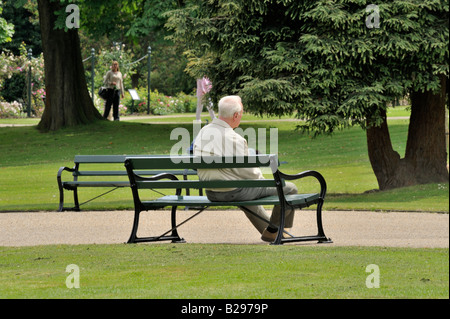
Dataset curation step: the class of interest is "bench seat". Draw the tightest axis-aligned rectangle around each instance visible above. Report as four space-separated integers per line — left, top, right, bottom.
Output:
125 154 332 245
143 194 321 208
57 155 197 211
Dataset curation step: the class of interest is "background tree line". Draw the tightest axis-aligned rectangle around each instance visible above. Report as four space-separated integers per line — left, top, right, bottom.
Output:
0 0 194 98
1 0 448 191
166 0 448 190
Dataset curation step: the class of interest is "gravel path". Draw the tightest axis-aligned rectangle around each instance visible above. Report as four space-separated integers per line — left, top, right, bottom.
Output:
1 209 448 248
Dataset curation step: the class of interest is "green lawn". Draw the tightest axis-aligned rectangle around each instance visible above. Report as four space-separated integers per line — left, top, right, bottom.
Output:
0 105 412 125
0 244 447 299
0 109 448 300
0 110 448 212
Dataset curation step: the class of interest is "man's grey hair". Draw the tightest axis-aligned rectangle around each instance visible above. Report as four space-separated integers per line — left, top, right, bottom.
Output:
218 96 243 119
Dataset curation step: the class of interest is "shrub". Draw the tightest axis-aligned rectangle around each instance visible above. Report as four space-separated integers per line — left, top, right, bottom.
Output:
121 89 198 115
0 101 22 118
0 46 45 117
0 72 26 103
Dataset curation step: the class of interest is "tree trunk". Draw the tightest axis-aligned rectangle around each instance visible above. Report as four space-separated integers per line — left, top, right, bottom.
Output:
366 111 415 190
37 0 102 132
405 75 448 184
367 75 448 190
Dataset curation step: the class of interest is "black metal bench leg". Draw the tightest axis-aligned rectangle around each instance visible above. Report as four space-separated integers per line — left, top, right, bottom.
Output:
57 187 80 212
272 204 286 245
316 201 333 243
316 202 325 237
58 187 64 212
57 172 67 212
170 205 186 243
127 208 141 243
73 187 80 211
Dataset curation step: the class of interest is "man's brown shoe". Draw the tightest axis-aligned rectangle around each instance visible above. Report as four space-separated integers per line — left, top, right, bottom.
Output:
261 228 292 242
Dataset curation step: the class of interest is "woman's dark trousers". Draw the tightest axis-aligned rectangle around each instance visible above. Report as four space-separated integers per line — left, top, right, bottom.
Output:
103 89 120 121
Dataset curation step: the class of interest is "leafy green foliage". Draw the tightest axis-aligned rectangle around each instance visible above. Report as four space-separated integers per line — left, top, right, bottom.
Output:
0 72 26 103
0 0 14 44
51 0 195 95
0 0 41 54
166 0 448 134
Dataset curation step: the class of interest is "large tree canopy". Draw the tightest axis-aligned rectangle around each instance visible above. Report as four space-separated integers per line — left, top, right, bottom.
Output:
166 0 449 190
0 0 14 44
11 0 191 126
77 0 193 95
33 0 191 131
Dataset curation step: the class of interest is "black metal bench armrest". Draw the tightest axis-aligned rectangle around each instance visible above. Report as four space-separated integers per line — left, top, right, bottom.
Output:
57 166 75 175
132 172 180 183
278 170 327 199
129 171 182 208
57 166 76 187
57 166 77 211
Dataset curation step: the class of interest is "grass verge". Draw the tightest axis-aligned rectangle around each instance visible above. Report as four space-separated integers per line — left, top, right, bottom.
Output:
0 117 448 212
0 244 447 299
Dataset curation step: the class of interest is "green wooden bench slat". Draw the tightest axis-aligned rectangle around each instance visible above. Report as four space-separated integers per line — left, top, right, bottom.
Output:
284 193 321 205
128 155 278 171
63 181 130 187
141 194 320 207
58 154 199 212
135 179 277 189
74 155 170 163
74 170 197 176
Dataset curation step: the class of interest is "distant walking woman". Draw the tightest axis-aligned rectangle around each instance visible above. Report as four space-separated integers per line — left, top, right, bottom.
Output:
103 61 125 121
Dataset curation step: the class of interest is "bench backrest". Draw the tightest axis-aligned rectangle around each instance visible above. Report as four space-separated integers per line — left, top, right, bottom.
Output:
71 155 197 177
74 155 172 164
124 154 281 192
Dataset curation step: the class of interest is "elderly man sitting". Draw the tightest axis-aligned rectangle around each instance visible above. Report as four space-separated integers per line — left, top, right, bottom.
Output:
193 95 298 242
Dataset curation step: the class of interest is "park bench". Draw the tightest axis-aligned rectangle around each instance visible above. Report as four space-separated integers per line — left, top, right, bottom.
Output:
57 155 198 212
124 154 332 245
